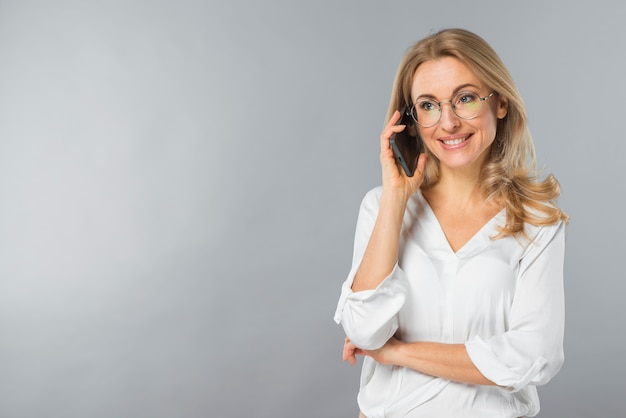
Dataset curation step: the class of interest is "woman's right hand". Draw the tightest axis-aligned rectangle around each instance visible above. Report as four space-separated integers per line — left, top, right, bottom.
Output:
380 110 427 202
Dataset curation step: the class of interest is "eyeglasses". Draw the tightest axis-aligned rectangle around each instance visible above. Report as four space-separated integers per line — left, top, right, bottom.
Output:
408 92 495 127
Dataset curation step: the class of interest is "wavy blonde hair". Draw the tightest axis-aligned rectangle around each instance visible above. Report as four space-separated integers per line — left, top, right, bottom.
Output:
387 28 568 237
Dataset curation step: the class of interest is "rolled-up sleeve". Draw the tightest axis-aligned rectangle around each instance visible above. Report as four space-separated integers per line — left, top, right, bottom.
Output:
334 188 409 350
465 221 566 392
335 264 409 350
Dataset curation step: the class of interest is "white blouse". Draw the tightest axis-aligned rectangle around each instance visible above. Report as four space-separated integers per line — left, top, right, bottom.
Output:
334 187 565 418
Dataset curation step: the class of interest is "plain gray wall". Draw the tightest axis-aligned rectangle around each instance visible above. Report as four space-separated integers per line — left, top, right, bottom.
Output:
0 0 623 417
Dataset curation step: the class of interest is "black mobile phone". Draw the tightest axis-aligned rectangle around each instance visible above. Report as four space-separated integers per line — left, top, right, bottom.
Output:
389 105 422 177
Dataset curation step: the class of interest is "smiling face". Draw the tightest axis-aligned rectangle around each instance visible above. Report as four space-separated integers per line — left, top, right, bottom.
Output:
411 56 508 175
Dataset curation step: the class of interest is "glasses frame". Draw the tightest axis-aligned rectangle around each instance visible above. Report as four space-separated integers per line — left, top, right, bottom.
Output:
409 92 496 128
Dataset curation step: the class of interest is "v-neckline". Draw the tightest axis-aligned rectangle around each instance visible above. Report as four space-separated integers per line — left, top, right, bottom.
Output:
415 190 505 257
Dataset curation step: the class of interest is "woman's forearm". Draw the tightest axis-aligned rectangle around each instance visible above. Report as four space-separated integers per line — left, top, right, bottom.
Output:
351 191 408 292
393 341 495 386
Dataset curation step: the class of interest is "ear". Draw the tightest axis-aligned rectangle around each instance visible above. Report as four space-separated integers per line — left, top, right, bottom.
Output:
497 97 508 119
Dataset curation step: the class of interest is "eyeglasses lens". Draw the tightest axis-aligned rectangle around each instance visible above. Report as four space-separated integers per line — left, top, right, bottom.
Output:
411 92 485 127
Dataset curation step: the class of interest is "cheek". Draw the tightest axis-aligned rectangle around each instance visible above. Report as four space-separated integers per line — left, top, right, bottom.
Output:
417 126 436 141
416 128 437 153
485 116 500 139
476 109 500 139
486 103 504 126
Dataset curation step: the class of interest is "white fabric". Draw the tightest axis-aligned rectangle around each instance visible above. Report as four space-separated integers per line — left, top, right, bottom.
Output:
334 187 565 418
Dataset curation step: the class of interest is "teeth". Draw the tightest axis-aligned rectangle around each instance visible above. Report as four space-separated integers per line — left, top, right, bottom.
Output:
443 137 466 145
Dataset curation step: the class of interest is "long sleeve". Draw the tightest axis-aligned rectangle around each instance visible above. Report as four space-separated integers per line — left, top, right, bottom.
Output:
334 187 410 350
465 221 566 392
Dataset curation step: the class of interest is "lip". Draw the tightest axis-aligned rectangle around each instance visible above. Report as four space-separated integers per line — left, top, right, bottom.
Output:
439 133 472 150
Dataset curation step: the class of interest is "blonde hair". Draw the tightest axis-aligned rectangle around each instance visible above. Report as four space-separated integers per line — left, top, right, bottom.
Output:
387 28 568 237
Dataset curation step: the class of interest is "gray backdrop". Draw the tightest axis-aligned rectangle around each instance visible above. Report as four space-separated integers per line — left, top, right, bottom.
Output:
0 1 623 417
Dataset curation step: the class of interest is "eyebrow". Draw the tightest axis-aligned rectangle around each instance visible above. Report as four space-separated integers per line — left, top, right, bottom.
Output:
415 83 481 101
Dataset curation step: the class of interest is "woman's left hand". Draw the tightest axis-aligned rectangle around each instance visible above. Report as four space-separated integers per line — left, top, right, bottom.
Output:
343 337 401 366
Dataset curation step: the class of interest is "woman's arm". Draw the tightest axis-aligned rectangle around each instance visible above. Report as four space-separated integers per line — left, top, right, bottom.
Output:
464 222 566 390
351 111 425 292
344 337 495 386
334 111 426 349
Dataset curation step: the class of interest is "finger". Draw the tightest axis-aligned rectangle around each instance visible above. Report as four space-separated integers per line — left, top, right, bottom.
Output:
380 110 406 151
380 125 407 149
415 152 427 177
342 340 354 362
347 347 359 365
387 109 402 127
343 338 361 365
347 351 357 366
344 348 357 366
405 153 427 190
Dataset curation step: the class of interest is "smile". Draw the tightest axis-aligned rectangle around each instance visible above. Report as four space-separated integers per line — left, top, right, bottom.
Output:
440 134 471 146
443 138 465 146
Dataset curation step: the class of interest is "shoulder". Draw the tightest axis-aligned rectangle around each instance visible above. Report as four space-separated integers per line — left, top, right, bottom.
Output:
358 186 383 211
523 219 565 242
362 185 383 201
359 186 425 213
519 218 566 259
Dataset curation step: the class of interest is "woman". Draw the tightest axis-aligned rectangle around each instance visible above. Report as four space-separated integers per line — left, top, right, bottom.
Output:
334 28 568 418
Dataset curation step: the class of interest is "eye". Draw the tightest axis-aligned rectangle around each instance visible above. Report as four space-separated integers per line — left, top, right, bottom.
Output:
417 100 438 112
455 93 479 107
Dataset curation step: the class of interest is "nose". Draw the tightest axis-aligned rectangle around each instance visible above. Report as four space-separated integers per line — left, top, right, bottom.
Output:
439 102 460 130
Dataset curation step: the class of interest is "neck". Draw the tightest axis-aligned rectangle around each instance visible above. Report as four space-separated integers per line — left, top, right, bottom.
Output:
428 144 494 203
424 161 486 209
